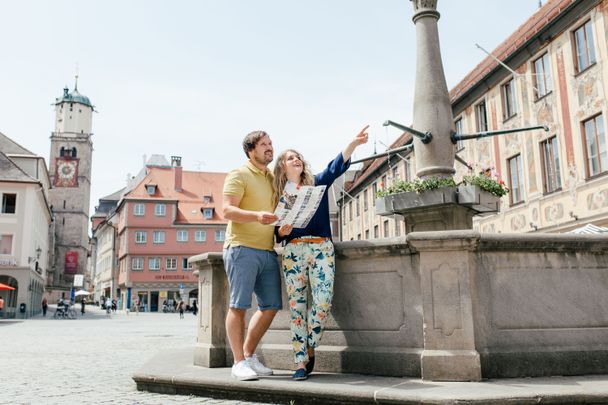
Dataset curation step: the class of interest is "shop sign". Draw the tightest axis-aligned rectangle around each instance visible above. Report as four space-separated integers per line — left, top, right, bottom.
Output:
154 274 186 280
0 256 17 266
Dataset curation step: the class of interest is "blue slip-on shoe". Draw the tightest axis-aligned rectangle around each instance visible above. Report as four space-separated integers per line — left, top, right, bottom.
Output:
305 357 315 376
292 368 308 381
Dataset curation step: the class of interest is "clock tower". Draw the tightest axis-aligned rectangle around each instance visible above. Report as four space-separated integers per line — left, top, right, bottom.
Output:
48 77 95 293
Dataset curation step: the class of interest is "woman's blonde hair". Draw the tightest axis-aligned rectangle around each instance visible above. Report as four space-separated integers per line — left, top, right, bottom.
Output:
272 149 315 207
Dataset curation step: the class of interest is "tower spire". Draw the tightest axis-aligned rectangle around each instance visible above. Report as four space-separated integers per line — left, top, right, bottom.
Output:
74 62 79 91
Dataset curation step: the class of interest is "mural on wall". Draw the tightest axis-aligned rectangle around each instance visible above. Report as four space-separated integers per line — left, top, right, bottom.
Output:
574 67 605 115
567 163 579 206
525 136 538 194
510 214 527 231
587 189 608 210
544 203 564 222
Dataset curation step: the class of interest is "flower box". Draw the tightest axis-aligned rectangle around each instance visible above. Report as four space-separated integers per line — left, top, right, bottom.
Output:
457 184 500 213
375 187 457 216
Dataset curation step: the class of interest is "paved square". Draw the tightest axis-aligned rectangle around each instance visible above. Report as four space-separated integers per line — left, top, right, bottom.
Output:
0 306 267 405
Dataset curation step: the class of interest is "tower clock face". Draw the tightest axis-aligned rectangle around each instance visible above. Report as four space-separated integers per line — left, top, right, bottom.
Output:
54 158 79 187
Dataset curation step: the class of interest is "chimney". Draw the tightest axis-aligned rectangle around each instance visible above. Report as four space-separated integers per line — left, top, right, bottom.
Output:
172 156 182 192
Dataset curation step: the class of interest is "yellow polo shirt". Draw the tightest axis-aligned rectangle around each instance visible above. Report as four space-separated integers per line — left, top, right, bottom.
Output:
223 160 275 251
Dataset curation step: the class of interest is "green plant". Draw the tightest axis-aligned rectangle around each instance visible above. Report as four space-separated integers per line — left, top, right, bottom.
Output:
461 173 509 197
376 176 457 197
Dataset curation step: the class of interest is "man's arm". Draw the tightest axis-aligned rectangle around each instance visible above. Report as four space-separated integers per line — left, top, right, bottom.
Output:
223 195 278 225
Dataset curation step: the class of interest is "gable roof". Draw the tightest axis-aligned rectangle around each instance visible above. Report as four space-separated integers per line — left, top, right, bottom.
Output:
0 132 35 156
0 151 37 183
122 167 227 225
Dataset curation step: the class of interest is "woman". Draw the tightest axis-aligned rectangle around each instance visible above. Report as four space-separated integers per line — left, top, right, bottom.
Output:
273 125 368 380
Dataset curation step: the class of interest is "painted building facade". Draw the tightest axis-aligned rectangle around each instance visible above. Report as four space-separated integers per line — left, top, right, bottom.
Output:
110 156 227 311
340 0 608 238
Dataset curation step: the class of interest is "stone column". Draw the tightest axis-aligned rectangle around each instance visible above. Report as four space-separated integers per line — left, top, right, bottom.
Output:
407 231 482 381
411 0 455 178
190 252 228 368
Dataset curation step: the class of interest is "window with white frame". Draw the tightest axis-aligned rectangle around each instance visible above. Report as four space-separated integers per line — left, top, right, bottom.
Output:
133 203 145 216
501 78 517 120
148 257 161 270
135 231 147 244
0 234 13 255
176 230 188 242
1 193 17 214
372 183 378 206
203 208 214 219
583 114 607 177
215 230 225 242
573 20 596 73
404 157 413 181
508 154 525 205
533 53 552 99
454 118 465 151
540 136 562 194
154 203 166 216
194 230 206 242
355 196 360 217
182 257 193 270
166 257 177 271
475 100 488 132
153 231 165 244
363 189 368 212
131 257 144 270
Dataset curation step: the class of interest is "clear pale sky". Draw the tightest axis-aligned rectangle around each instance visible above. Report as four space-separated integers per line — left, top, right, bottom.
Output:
0 0 541 214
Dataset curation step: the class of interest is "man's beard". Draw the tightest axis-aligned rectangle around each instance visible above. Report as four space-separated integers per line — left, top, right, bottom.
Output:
254 152 273 166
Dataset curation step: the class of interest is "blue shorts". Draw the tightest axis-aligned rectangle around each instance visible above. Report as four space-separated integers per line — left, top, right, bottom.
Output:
223 246 283 311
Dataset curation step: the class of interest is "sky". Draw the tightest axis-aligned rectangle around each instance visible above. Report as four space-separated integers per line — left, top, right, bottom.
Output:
0 0 542 215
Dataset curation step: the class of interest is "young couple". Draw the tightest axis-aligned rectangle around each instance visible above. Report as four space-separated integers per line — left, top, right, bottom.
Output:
222 126 368 381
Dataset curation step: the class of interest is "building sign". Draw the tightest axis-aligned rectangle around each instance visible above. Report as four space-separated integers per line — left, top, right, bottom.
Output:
154 274 187 280
65 251 78 274
0 256 17 266
73 274 84 287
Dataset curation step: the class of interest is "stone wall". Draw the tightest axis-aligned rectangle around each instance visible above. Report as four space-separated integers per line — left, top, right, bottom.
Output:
190 231 608 381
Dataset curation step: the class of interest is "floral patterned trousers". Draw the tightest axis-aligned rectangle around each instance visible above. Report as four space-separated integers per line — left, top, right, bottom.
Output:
282 238 335 364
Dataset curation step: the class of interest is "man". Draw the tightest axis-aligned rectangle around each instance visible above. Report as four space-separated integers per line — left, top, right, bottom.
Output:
222 130 281 381
0 295 4 317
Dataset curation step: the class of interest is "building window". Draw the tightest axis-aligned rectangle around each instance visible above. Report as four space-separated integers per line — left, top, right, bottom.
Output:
166 257 177 271
176 230 188 242
404 157 412 181
203 208 214 219
348 201 353 221
501 78 517 120
153 231 165 244
508 154 525 205
154 204 166 216
135 231 147 244
372 183 378 206
573 20 596 73
194 230 206 242
182 257 193 271
1 193 16 214
146 184 157 195
363 190 368 211
133 203 145 216
475 100 488 132
149 257 161 271
132 257 144 270
357 234 361 240
540 136 562 194
381 175 387 189
454 118 465 151
365 229 369 239
215 230 225 242
0 234 13 255
395 222 401 237
355 196 360 217
533 53 552 99
373 225 379 239
384 220 389 237
583 114 607 177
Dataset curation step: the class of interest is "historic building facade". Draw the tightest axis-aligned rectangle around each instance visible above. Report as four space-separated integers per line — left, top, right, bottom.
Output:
47 82 95 298
0 133 53 318
340 0 608 239
105 156 228 312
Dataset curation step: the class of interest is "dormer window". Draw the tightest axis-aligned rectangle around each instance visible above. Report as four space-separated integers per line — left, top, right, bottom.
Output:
203 195 212 203
146 184 157 195
203 208 214 219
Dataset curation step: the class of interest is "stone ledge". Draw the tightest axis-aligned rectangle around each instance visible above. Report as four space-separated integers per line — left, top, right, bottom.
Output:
133 348 608 404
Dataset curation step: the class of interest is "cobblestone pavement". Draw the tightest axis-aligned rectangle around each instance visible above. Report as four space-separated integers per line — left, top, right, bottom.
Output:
0 306 269 405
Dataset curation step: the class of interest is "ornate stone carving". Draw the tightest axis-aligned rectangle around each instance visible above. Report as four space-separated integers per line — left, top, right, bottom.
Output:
587 189 608 210
544 203 564 222
511 214 527 231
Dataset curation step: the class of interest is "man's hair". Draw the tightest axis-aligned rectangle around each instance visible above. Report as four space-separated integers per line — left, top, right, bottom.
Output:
242 130 269 158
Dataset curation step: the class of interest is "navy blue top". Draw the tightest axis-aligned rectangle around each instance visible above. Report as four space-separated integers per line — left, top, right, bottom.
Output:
276 152 350 244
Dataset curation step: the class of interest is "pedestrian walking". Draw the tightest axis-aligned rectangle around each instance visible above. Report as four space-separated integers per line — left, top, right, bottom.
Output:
42 296 48 317
0 295 4 317
80 297 86 315
222 130 281 381
191 300 198 316
274 125 369 380
178 300 185 319
135 298 140 315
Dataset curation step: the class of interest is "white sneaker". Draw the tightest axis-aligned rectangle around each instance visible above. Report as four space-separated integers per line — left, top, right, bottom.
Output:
231 360 258 381
246 354 273 376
